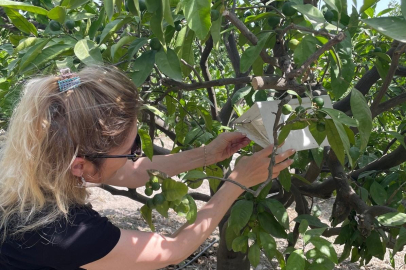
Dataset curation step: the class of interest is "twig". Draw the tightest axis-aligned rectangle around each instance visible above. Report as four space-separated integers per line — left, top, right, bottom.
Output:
278 23 336 39
287 32 346 79
383 129 406 154
181 59 203 83
162 76 253 91
386 181 406 206
186 176 256 194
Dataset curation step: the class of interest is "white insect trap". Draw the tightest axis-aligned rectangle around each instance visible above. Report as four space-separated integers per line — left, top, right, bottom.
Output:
233 96 333 153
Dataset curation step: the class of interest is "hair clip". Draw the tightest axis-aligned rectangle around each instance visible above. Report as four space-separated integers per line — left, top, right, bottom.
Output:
58 68 81 92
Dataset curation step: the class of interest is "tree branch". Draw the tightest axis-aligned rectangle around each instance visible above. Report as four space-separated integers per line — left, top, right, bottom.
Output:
161 76 253 91
252 75 307 94
373 92 406 118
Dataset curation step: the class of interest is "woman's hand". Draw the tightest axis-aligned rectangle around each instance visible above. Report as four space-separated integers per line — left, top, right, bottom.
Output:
205 132 251 164
230 144 295 188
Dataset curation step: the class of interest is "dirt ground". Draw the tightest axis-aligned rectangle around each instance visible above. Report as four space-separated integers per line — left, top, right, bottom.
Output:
89 181 406 270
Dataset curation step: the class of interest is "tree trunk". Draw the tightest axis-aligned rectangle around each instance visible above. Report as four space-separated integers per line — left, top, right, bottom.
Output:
217 220 250 270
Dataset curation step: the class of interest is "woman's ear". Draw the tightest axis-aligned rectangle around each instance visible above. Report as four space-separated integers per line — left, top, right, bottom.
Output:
71 157 86 177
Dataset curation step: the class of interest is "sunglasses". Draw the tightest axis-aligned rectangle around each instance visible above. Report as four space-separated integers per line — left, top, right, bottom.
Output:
83 134 142 162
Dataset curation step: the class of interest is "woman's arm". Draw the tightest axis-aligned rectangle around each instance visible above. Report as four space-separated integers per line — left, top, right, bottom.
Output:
103 132 250 188
82 146 295 270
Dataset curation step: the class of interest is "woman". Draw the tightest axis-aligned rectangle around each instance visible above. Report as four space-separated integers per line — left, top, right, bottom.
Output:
0 66 295 270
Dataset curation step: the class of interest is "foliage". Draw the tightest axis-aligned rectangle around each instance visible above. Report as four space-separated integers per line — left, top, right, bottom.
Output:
1 0 406 269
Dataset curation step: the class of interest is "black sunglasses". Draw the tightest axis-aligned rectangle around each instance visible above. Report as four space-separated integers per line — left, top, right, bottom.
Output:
83 134 142 162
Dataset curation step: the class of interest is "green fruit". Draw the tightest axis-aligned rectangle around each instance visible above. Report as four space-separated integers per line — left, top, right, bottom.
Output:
175 22 182 31
73 58 81 64
317 121 326 132
316 111 327 119
146 199 155 208
95 35 101 43
211 9 220 21
49 20 61 31
282 2 296 17
249 214 257 221
282 104 293 115
151 182 160 191
374 47 382 52
295 105 305 114
324 10 334 22
32 0 41 6
288 39 300 50
65 20 75 30
244 10 252 17
312 97 324 108
153 194 165 205
248 221 256 227
245 192 255 200
150 38 161 51
145 187 153 196
257 204 266 213
98 25 104 31
267 16 280 28
139 0 147 12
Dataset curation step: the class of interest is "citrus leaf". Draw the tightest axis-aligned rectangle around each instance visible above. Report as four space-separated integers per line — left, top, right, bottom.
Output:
185 194 197 223
259 232 277 259
350 88 372 155
377 212 406 226
286 250 305 270
162 178 188 201
248 243 261 267
240 32 271 73
131 50 156 87
309 236 338 263
231 86 252 105
325 119 345 165
74 39 103 65
155 47 182 81
4 8 37 36
183 0 211 40
137 129 153 161
228 200 253 234
47 6 66 24
279 168 291 192
370 181 387 205
363 17 406 43
19 39 49 72
22 44 72 73
140 205 155 231
258 211 288 238
0 0 48 15
264 199 289 229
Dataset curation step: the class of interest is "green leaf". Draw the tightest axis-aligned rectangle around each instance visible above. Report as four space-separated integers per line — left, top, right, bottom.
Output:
294 214 328 228
162 178 188 201
248 243 261 267
178 28 195 77
184 169 206 188
137 129 153 161
363 17 406 43
350 88 372 155
155 48 182 81
395 227 406 253
299 219 308 234
141 104 165 118
232 86 252 105
127 37 148 60
370 181 387 205
100 17 133 44
88 7 105 39
403 0 406 20
377 212 406 226
61 0 91 9
131 50 156 87
19 39 49 72
232 235 248 253
258 212 288 238
360 0 379 13
111 36 136 62
325 119 345 165
74 39 103 66
240 33 271 73
292 4 335 30
4 8 37 36
103 0 114 20
206 165 223 192
259 232 277 259
47 7 66 24
162 0 174 26
309 121 327 146
309 236 338 263
210 6 222 49
287 90 302 105
286 250 305 270
155 200 169 218
141 205 155 231
279 168 291 192
278 124 292 145
21 44 72 73
0 0 48 15
387 131 406 149
264 199 289 229
294 35 320 66
185 194 197 223
183 0 211 40
320 108 358 127
375 58 390 80
310 147 324 168
366 231 385 259
150 0 165 46
228 200 253 233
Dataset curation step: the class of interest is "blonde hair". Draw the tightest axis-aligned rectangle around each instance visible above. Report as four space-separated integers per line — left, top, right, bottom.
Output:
0 66 140 242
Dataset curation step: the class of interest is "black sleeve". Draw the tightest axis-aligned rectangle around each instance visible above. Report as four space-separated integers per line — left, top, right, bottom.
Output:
3 206 121 270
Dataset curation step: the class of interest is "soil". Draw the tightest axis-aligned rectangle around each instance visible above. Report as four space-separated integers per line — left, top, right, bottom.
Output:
88 136 406 270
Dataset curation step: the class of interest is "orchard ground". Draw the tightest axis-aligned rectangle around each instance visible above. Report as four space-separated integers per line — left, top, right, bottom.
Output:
88 137 406 270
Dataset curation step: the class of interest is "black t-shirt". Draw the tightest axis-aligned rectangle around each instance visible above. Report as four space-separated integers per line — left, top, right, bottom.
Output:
0 205 121 270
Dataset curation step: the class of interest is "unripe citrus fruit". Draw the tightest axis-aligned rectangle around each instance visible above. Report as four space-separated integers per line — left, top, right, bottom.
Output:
150 38 161 51
295 105 305 114
145 187 153 196
65 20 75 30
175 21 182 31
282 2 296 17
211 9 220 21
151 182 160 191
324 10 334 22
139 0 147 12
267 16 280 28
146 199 155 208
282 104 293 115
374 47 382 52
244 10 252 17
153 194 165 205
32 0 41 6
317 121 326 132
49 20 61 31
312 97 324 108
95 35 101 43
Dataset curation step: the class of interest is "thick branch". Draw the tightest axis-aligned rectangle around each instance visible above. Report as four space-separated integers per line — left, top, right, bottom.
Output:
252 75 306 94
373 92 406 118
162 76 252 91
371 43 406 113
278 23 335 39
287 32 346 79
223 10 278 66
200 36 219 120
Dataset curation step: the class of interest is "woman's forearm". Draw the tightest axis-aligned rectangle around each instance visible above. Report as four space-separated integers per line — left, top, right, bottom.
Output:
105 146 215 188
